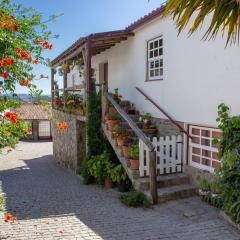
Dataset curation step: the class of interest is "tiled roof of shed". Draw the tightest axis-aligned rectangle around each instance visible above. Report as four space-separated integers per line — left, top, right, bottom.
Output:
18 103 50 120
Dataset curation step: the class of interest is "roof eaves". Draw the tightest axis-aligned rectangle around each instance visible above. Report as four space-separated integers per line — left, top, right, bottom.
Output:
125 5 166 32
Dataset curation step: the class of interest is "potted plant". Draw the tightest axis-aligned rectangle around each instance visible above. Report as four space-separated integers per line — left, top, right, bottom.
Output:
112 88 122 103
106 112 120 131
87 151 114 189
108 104 116 114
145 124 158 135
122 138 134 159
128 144 140 170
112 124 119 139
110 164 131 192
114 125 127 147
61 63 70 73
142 113 152 125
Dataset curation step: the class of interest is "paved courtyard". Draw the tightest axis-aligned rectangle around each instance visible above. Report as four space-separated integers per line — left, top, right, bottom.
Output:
0 141 239 240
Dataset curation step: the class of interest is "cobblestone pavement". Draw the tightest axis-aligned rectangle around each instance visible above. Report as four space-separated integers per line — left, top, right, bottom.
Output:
0 141 239 240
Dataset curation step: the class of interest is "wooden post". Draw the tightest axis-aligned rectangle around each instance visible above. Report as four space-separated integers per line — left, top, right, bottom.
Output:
63 68 67 109
149 150 158 204
86 37 93 93
51 68 55 106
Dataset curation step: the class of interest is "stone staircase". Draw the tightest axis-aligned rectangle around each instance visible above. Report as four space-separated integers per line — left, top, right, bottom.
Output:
102 119 197 204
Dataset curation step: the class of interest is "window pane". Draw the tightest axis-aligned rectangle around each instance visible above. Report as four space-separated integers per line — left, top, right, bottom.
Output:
154 40 158 48
160 59 163 67
150 61 154 69
150 70 154 77
155 60 160 68
154 49 158 57
155 69 159 76
149 51 153 58
159 48 163 56
150 42 153 50
159 39 163 47
160 68 163 76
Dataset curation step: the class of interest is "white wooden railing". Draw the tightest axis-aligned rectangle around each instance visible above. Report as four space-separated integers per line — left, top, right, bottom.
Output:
140 135 183 177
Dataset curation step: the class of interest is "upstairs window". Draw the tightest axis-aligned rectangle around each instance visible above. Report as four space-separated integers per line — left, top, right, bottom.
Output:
147 36 163 81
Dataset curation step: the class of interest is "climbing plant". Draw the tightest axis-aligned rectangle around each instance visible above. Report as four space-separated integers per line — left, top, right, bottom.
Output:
86 90 106 158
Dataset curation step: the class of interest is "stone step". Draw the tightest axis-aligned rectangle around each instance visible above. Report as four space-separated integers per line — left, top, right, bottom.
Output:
145 184 197 204
136 173 190 191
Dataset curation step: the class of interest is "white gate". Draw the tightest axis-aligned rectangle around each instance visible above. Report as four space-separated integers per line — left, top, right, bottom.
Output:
139 135 183 177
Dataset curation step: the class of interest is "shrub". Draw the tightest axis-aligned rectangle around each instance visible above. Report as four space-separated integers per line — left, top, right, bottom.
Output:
198 103 240 224
84 151 114 185
119 191 151 208
110 164 128 184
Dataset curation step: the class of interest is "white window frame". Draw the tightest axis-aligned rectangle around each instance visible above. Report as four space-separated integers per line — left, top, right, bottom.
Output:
147 36 163 81
189 125 221 173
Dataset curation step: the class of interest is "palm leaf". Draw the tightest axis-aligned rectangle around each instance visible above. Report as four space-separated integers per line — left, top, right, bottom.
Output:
166 0 240 46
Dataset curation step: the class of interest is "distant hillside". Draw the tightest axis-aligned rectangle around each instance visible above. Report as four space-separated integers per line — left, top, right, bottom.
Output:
3 93 51 102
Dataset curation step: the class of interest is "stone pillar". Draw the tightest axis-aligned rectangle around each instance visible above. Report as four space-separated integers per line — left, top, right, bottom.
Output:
32 120 39 141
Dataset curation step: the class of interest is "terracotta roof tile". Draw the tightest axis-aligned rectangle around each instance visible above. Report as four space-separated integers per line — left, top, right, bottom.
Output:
18 103 50 120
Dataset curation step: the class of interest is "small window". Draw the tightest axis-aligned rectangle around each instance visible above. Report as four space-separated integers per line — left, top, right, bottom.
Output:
147 36 163 81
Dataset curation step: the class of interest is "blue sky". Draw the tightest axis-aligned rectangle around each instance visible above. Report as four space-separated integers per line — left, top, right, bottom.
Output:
14 0 164 94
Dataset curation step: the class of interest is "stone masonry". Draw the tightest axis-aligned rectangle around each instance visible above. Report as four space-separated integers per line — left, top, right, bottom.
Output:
52 109 86 173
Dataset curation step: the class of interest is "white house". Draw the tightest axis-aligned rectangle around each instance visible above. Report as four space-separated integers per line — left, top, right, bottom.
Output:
51 5 240 202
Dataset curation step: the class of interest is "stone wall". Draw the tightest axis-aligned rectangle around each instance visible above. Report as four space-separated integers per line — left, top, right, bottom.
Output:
52 109 86 173
152 118 184 136
184 165 216 187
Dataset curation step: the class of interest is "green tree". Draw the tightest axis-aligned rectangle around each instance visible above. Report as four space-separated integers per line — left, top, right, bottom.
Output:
0 0 59 150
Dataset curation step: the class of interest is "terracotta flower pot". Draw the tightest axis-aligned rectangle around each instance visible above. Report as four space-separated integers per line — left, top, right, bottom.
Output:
116 137 125 147
104 177 113 189
122 146 130 158
130 159 139 170
108 106 116 113
146 128 157 134
107 120 118 131
111 131 118 139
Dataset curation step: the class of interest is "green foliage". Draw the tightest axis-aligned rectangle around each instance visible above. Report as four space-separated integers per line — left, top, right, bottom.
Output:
110 164 128 184
85 151 114 185
0 194 4 212
198 178 210 191
0 97 27 149
86 90 106 158
108 111 119 120
166 0 240 46
0 0 59 93
199 103 240 224
119 191 151 208
143 113 151 122
112 124 126 136
128 144 139 159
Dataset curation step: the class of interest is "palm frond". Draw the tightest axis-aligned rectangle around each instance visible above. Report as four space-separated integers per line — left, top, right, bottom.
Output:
166 0 240 46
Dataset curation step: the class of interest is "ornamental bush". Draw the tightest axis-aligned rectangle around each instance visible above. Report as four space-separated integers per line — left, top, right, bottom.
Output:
200 104 240 224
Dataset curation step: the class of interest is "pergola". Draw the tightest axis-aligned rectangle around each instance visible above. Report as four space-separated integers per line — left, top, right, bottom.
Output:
50 30 134 103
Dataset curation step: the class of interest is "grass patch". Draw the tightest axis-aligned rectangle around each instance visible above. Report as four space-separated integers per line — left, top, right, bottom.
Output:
119 191 151 208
